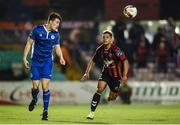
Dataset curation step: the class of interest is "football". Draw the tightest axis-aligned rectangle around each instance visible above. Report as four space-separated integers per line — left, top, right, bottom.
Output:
123 5 137 19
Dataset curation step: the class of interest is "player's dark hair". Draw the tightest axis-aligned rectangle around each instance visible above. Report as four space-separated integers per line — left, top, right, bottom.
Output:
103 30 113 38
48 12 62 22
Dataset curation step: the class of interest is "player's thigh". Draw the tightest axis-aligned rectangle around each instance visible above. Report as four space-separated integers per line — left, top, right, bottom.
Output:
40 61 53 79
108 77 120 93
41 78 50 91
97 80 107 93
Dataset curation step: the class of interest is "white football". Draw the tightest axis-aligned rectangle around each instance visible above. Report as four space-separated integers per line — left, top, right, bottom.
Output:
123 5 137 18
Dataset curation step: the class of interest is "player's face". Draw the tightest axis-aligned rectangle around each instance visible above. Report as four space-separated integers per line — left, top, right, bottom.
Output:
49 18 60 31
102 33 112 45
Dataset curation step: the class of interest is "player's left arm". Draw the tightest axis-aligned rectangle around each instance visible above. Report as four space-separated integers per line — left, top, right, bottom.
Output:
114 47 129 83
122 59 129 82
54 44 66 65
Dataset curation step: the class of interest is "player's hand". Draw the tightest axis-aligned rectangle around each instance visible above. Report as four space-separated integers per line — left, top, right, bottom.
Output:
23 59 30 69
60 58 66 65
81 73 89 81
119 75 127 85
122 75 127 83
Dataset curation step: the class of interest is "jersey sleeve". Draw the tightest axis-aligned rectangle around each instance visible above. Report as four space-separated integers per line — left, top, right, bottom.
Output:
29 26 37 41
53 33 60 45
114 47 126 61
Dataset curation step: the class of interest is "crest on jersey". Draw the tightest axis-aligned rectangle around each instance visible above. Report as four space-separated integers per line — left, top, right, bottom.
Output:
39 34 42 37
51 35 55 39
116 50 123 57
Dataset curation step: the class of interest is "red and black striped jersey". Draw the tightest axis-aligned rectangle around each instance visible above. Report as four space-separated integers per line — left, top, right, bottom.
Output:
92 44 126 80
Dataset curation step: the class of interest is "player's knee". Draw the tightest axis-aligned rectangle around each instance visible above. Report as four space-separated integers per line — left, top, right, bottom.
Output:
32 83 39 89
32 85 39 90
42 88 49 92
42 85 49 91
97 88 104 94
32 80 40 89
42 85 49 92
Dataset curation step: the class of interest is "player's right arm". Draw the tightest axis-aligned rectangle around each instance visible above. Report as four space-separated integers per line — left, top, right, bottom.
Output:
23 37 34 69
81 59 95 81
81 47 100 81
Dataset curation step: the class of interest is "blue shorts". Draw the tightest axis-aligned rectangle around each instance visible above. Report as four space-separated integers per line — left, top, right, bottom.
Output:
31 59 53 80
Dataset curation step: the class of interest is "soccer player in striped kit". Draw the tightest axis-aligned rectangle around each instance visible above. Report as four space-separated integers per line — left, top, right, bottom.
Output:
81 30 129 120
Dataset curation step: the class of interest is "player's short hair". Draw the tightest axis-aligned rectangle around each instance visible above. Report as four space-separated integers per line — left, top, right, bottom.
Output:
102 30 114 41
102 30 113 38
48 12 62 22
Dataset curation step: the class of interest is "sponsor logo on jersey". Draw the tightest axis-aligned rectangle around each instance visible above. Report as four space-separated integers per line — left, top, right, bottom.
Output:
104 59 114 67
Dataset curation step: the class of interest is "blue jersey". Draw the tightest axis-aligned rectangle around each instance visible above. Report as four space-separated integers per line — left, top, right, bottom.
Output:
29 25 60 62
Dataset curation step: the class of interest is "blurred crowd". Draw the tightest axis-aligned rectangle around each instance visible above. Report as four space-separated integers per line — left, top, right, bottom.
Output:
0 17 180 81
112 17 180 81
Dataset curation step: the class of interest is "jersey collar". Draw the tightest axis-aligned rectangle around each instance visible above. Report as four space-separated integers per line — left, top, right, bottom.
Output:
43 24 50 33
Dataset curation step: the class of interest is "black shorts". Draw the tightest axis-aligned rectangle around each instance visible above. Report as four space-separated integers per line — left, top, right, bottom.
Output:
98 73 120 93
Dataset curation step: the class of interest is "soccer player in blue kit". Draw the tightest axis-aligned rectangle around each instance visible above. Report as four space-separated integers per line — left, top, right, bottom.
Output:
23 12 65 120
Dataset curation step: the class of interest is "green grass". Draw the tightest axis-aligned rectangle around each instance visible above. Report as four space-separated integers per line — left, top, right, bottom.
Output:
0 104 180 124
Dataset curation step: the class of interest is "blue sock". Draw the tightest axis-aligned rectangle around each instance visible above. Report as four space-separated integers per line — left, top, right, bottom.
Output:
43 90 50 112
32 88 39 103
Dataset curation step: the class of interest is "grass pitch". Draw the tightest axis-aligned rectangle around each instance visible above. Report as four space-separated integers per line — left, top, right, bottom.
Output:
0 104 180 124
